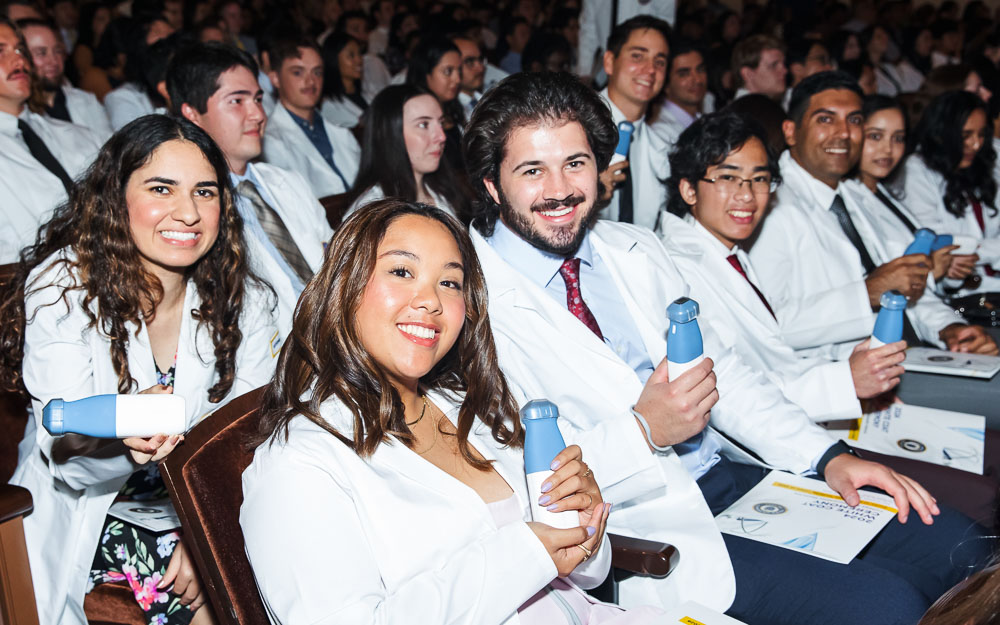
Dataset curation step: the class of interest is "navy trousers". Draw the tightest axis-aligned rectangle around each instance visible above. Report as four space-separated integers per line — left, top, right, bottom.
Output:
697 457 993 625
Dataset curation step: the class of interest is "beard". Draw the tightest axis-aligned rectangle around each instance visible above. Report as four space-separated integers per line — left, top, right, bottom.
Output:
39 76 60 92
498 187 598 257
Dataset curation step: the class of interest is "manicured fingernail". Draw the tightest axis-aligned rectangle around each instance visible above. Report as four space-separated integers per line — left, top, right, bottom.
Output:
605 503 612 512
540 482 552 493
538 494 551 505
587 526 596 536
546 503 559 511
550 460 560 470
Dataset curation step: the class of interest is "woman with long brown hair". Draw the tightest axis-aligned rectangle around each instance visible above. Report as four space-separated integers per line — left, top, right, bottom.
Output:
0 114 278 625
241 199 664 623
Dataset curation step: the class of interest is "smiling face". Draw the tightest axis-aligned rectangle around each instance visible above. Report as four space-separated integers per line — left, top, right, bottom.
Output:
23 24 65 90
272 47 324 117
784 88 863 189
0 24 30 115
682 137 772 248
604 28 669 116
486 119 599 257
126 139 222 280
338 39 363 82
356 214 466 392
960 108 988 169
426 50 461 102
402 94 446 178
182 66 266 175
860 107 906 183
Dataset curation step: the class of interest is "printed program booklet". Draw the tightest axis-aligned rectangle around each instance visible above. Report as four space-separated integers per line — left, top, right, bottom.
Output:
903 347 1000 379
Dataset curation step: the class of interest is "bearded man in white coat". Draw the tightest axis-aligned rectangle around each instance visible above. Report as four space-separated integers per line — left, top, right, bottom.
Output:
748 71 997 361
262 37 360 200
0 17 101 263
168 43 333 336
462 70 989 625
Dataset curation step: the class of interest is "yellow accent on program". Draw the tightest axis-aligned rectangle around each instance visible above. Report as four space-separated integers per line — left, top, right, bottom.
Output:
772 481 898 514
848 418 861 440
679 618 706 625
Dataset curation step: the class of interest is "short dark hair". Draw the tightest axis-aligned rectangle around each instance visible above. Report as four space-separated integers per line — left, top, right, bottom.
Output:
786 37 826 67
606 14 672 57
269 36 321 74
666 111 781 217
521 31 572 72
166 42 259 115
463 71 618 236
336 9 368 33
787 70 863 125
667 37 706 75
12 16 56 34
731 34 784 88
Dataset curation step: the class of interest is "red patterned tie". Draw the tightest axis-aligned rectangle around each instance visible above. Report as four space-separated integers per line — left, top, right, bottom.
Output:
558 258 604 340
727 254 777 321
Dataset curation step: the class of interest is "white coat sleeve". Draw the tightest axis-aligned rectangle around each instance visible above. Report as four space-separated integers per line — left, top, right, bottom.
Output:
900 157 949 231
21 267 137 490
764 359 861 423
750 204 874 350
260 132 297 179
241 447 557 625
228 283 281 399
576 0 605 76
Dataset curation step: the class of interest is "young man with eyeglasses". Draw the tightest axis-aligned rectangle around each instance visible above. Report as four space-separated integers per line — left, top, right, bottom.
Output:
453 36 486 121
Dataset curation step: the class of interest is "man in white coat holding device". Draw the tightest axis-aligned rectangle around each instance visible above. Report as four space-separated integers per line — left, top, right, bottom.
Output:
167 42 333 336
463 70 987 625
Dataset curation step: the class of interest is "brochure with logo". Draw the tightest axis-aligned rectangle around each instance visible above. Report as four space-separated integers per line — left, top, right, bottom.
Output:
833 404 985 475
108 498 181 533
715 471 897 564
903 347 1000 379
662 601 748 624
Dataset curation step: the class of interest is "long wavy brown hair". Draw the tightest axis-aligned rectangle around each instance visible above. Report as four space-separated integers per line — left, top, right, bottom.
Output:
254 199 522 468
0 115 269 403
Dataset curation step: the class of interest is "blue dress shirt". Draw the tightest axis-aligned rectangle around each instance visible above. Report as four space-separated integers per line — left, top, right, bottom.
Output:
284 106 350 190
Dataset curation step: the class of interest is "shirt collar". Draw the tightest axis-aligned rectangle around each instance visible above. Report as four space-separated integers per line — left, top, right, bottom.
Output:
778 149 841 211
683 212 740 256
663 99 698 128
230 161 262 188
600 87 645 129
284 104 319 130
0 106 28 138
486 219 594 290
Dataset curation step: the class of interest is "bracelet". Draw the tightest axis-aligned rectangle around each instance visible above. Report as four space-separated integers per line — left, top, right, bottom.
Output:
631 406 674 453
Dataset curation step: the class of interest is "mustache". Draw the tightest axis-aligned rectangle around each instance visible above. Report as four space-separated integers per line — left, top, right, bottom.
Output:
6 68 27 80
530 194 586 213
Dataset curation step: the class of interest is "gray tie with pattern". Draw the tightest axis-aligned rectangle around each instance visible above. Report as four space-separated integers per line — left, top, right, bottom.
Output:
237 180 313 284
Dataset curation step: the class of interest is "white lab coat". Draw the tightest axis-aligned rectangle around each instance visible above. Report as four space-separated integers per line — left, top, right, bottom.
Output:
576 0 676 77
240 162 333 336
362 54 392 104
103 82 163 131
660 213 862 422
262 104 361 199
647 96 714 150
749 151 952 361
0 109 102 263
241 390 613 625
61 82 113 143
899 154 1000 294
472 222 837 612
346 184 456 219
597 90 671 233
320 95 365 129
12 251 279 625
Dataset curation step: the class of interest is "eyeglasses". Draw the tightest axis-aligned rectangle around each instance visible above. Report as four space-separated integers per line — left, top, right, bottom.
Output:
700 174 778 195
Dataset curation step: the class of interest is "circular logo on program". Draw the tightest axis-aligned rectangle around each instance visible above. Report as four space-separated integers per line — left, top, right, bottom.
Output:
897 439 927 453
753 502 787 515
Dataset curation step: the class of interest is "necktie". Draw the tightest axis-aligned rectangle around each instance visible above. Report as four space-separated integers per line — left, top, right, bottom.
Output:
874 188 916 233
46 88 71 123
237 180 314 284
727 253 777 320
558 258 604 340
829 194 922 345
18 119 74 193
618 142 634 224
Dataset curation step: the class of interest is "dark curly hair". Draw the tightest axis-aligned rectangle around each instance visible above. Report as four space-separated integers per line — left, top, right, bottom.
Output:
911 90 996 218
666 111 781 217
253 199 522 466
0 114 270 402
462 71 618 236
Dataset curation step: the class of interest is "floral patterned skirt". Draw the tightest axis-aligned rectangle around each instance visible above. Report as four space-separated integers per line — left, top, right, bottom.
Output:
87 465 194 625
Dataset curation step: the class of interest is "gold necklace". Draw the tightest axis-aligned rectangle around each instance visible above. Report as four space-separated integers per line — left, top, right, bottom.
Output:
405 395 429 426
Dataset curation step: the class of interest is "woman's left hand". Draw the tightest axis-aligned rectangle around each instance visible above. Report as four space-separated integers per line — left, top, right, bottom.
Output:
159 538 207 611
538 445 604 520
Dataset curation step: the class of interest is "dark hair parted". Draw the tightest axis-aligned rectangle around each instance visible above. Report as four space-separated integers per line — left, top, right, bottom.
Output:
666 111 781 217
253 199 522 465
165 41 259 115
606 14 672 57
911 90 997 218
787 70 863 125
463 71 618 236
0 115 268 400
320 31 361 101
345 84 472 221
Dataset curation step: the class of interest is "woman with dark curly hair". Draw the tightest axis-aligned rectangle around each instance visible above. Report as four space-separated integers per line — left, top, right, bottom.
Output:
241 199 664 623
902 90 1000 294
0 114 279 625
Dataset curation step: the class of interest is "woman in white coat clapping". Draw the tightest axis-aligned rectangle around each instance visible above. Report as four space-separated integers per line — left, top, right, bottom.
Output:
0 115 279 625
241 199 664 624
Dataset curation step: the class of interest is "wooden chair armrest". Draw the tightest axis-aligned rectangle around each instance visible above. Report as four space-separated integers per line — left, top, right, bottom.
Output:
608 532 679 579
0 484 32 523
